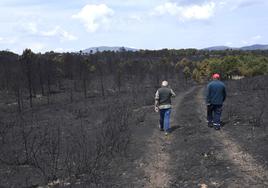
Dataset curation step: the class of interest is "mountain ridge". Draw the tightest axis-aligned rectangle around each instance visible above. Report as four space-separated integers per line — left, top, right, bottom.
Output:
204 44 268 51
82 46 138 53
80 44 268 53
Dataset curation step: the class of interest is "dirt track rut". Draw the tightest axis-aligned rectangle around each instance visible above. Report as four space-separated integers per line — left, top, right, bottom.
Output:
196 87 268 187
140 86 268 188
142 87 196 188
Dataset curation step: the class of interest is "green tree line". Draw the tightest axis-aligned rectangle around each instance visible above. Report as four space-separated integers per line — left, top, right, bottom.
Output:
190 55 268 82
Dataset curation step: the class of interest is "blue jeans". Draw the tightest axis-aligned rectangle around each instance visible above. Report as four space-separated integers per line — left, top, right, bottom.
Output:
159 108 171 132
207 104 222 127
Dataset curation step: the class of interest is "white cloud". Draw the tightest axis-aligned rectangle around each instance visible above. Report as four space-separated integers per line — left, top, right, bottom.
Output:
153 2 180 16
54 47 64 52
27 22 38 34
19 22 39 34
28 42 45 53
72 4 114 32
19 22 77 42
241 40 248 45
152 2 215 21
225 42 233 46
182 2 215 20
0 37 17 44
129 15 142 22
54 48 72 53
252 35 261 40
219 0 262 11
241 35 262 45
41 26 78 41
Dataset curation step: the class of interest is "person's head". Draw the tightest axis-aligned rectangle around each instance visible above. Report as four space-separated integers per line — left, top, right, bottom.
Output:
212 73 220 80
161 80 168 87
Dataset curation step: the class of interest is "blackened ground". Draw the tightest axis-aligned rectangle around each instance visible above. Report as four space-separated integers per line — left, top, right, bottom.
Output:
121 78 268 188
114 86 196 188
0 76 267 187
168 86 268 188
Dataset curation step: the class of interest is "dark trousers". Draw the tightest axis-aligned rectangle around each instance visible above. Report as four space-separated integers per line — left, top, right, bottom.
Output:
159 108 171 132
207 104 222 126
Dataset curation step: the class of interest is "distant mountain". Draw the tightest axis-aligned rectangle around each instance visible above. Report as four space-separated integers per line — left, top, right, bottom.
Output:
80 44 268 53
82 46 138 54
204 44 268 51
204 46 232 51
239 44 268 51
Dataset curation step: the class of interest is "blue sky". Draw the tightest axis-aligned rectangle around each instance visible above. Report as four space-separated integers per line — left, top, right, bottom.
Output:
0 0 268 54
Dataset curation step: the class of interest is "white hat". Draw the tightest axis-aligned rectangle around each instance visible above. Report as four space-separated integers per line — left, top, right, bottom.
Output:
162 80 168 86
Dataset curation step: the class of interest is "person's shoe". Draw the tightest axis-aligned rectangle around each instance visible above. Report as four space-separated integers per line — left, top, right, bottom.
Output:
214 123 221 130
214 126 221 130
159 124 164 131
207 122 213 128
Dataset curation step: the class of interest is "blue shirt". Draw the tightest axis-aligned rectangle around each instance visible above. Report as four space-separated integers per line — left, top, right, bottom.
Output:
206 80 226 105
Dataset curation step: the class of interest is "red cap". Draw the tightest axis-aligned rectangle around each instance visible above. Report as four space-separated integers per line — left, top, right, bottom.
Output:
212 73 220 79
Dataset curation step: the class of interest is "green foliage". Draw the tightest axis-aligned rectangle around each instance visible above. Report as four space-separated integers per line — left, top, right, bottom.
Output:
208 56 241 79
183 66 191 80
191 55 268 82
178 58 190 67
192 60 210 82
192 68 201 82
239 55 268 76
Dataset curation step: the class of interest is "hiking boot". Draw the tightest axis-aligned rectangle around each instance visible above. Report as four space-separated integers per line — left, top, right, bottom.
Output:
213 123 221 130
158 124 164 131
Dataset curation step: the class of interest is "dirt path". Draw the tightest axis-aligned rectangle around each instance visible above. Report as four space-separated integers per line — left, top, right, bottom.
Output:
142 87 196 188
130 86 268 188
196 87 268 187
151 85 268 188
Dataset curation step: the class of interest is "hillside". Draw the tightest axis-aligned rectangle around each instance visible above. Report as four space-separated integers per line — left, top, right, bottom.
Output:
80 44 268 53
204 44 268 51
203 46 232 51
240 44 268 50
82 46 138 53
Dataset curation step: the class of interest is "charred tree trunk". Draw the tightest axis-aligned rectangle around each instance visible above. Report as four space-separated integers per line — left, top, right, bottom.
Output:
38 62 45 96
100 70 105 99
83 78 87 99
27 69 33 108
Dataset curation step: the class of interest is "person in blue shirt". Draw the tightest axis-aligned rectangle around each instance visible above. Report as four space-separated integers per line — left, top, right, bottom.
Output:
206 73 226 130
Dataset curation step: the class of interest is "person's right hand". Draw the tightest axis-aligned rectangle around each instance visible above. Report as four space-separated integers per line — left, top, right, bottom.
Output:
154 106 159 112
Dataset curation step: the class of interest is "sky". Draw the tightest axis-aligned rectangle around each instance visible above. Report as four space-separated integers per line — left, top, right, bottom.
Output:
0 0 268 54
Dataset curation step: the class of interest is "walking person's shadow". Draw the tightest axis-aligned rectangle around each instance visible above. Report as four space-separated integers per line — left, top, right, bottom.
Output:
169 124 181 133
221 120 229 127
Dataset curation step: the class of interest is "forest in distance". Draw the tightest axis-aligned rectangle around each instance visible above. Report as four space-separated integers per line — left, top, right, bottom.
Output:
0 48 267 187
0 48 267 110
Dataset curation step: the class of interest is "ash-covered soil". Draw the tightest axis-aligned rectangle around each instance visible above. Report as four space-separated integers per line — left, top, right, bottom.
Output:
119 76 268 188
0 76 267 188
